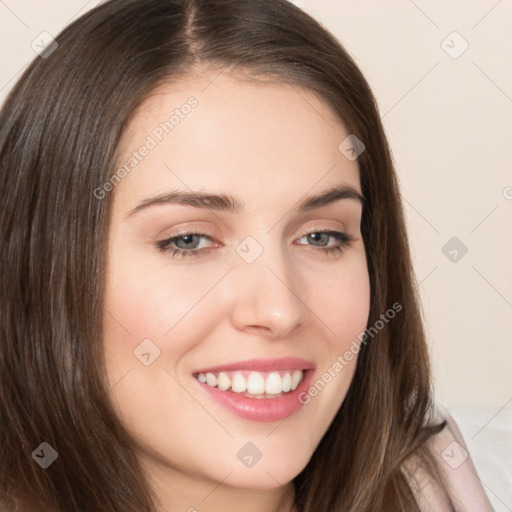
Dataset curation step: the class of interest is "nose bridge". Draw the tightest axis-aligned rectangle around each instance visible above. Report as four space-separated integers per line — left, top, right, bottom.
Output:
229 233 307 337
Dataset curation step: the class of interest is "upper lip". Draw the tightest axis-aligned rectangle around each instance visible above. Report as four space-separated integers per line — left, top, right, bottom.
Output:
193 357 315 374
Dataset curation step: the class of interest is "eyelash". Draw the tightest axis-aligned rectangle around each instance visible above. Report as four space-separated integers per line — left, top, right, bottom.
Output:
156 229 355 259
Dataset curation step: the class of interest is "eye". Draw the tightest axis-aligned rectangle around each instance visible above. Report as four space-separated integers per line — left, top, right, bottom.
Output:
156 229 355 259
156 232 217 259
295 230 354 256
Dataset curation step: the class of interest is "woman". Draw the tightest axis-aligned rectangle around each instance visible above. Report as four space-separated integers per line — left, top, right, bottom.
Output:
0 0 492 510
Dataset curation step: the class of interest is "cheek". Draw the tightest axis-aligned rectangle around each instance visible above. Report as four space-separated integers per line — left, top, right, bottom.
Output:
310 250 371 349
103 245 219 339
102 245 230 393
299 251 370 413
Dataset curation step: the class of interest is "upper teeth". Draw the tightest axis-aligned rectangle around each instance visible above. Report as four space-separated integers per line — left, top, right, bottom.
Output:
196 370 304 395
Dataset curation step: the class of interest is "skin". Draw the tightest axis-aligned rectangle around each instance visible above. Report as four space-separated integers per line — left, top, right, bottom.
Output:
103 70 371 512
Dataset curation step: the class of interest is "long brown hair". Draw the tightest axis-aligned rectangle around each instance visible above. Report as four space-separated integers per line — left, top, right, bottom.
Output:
0 0 449 510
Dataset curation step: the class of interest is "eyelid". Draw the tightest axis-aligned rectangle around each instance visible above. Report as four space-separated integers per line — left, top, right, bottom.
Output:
296 223 348 238
160 223 350 244
155 230 219 251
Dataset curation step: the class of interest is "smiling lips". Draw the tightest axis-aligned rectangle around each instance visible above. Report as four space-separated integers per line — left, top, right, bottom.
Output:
195 369 305 397
192 357 315 421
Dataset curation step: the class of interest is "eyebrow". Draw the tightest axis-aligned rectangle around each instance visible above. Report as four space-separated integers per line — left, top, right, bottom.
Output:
126 184 365 218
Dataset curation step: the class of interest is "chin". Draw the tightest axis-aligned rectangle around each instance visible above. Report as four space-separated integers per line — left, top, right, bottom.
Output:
224 464 304 490
222 446 313 490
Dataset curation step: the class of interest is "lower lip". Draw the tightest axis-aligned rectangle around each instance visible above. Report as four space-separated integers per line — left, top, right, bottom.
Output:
193 370 314 422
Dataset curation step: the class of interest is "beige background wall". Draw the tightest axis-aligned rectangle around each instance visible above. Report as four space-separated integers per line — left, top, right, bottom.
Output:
1 0 511 410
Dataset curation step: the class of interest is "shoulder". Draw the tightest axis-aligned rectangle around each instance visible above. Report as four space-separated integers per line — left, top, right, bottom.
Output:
406 403 493 512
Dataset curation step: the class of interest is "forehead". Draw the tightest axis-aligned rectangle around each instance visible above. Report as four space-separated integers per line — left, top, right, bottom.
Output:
113 72 361 209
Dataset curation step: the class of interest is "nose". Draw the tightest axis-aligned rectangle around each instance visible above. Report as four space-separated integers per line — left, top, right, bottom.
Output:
228 241 309 340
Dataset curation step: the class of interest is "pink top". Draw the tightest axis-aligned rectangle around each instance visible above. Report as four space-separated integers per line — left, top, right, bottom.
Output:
410 404 494 511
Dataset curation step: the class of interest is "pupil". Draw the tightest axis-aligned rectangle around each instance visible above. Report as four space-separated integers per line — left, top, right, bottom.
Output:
309 233 327 246
179 235 197 248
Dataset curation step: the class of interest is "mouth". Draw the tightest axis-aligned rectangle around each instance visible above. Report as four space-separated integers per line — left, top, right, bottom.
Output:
191 358 315 422
193 369 305 398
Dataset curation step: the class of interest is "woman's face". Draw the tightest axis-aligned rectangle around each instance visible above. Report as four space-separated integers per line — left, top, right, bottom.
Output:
103 71 370 508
